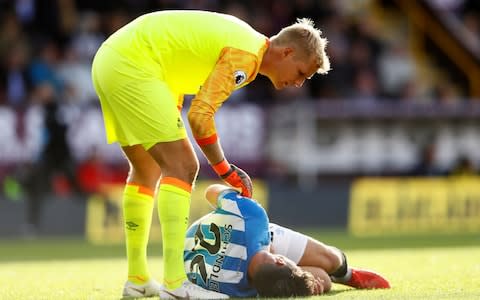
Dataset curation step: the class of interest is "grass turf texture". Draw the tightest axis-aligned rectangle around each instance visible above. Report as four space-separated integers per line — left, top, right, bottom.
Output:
1 231 479 300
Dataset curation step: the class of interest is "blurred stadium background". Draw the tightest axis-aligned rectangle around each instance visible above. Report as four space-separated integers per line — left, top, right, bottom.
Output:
1 0 480 244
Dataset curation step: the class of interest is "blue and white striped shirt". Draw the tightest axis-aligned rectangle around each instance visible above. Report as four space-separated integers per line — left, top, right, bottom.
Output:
184 190 270 297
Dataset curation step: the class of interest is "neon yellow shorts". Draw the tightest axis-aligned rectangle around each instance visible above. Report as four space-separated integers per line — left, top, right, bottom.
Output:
91 45 186 150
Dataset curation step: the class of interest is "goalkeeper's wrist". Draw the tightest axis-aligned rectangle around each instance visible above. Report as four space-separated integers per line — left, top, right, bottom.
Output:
212 159 231 176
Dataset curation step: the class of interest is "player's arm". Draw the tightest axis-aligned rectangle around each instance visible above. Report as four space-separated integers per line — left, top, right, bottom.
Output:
188 47 258 197
205 184 239 208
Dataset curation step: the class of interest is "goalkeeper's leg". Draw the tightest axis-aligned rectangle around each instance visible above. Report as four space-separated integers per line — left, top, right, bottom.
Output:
121 145 161 286
122 140 197 289
146 139 228 299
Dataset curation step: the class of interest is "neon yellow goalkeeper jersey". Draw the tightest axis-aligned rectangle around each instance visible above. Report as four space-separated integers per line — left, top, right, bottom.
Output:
103 10 269 142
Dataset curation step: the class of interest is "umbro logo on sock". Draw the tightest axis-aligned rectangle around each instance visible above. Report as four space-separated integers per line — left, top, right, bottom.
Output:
126 221 139 231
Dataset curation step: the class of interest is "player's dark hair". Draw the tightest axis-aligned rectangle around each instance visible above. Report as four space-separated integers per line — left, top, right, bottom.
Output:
251 263 315 298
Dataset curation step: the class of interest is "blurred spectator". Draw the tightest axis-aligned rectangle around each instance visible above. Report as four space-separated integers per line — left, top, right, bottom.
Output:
448 155 478 176
55 11 103 105
76 146 113 201
57 44 97 104
460 11 480 52
348 38 376 76
399 79 425 103
407 143 446 176
102 8 130 36
21 82 78 236
31 0 77 41
69 12 105 62
309 12 350 99
0 42 31 107
28 39 64 96
349 68 380 101
273 82 310 102
223 1 249 23
270 0 295 34
428 0 466 13
14 0 36 25
0 10 29 58
433 81 462 104
378 41 416 100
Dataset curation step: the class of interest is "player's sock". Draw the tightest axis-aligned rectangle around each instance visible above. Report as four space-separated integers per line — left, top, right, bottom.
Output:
330 251 390 289
123 183 155 284
329 251 352 283
157 177 191 290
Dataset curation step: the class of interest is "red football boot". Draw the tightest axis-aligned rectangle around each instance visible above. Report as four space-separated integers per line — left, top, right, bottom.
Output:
346 268 391 289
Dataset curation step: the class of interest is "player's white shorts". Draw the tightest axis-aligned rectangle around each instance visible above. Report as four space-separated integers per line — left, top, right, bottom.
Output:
269 223 308 264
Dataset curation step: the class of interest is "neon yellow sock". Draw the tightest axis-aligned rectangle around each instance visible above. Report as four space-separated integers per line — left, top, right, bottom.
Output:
123 183 155 284
158 177 191 289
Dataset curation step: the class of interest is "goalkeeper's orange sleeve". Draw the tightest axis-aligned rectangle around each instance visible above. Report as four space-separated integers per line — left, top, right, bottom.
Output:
188 47 260 146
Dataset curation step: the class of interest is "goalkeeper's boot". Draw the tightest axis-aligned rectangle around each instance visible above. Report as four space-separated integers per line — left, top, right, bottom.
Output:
160 280 229 299
346 268 391 289
122 279 165 298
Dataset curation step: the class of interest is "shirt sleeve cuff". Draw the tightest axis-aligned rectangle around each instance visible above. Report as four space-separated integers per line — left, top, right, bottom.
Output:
195 134 218 146
212 158 230 175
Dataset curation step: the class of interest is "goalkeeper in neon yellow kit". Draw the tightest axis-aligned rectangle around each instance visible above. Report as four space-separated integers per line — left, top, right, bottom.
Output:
91 10 330 299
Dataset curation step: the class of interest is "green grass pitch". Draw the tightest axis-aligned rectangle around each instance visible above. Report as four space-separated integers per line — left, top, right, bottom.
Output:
1 231 479 300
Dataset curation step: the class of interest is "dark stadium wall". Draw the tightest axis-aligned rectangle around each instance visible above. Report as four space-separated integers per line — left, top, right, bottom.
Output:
0 196 86 237
267 178 351 228
0 180 351 237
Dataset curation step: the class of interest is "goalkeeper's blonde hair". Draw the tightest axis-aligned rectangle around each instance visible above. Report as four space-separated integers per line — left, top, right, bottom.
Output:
271 18 330 74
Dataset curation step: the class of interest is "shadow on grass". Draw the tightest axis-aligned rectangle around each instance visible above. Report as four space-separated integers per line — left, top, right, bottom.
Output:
300 229 480 250
0 229 479 262
0 237 137 262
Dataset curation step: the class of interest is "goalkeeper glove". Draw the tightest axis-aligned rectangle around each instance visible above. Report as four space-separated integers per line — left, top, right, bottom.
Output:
212 159 253 198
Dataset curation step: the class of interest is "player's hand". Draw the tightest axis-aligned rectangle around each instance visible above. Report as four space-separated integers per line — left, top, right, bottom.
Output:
313 278 325 295
220 164 253 197
212 159 253 197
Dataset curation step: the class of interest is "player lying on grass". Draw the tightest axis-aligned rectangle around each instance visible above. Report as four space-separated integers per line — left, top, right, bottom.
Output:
184 184 391 298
